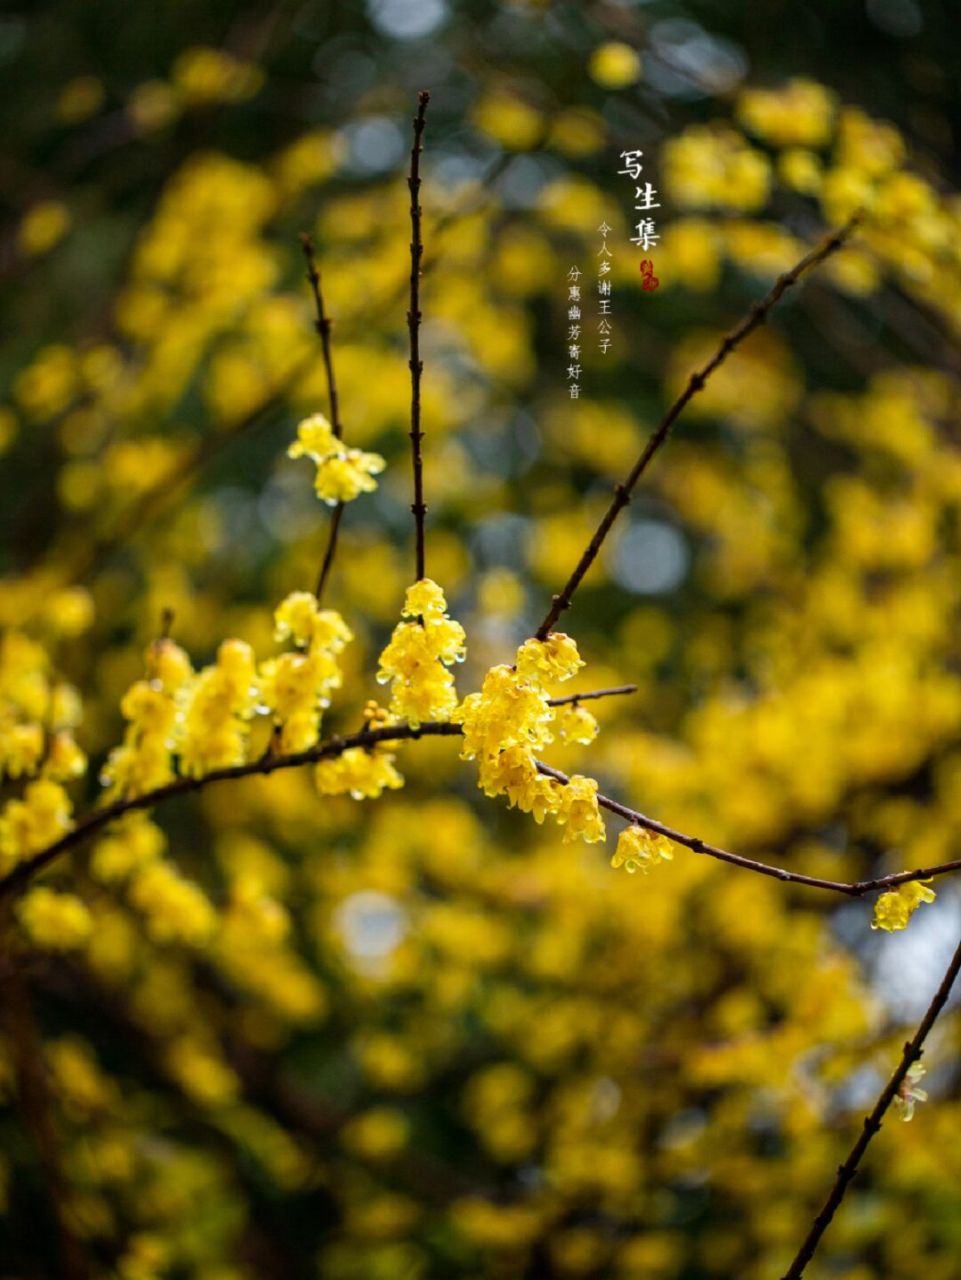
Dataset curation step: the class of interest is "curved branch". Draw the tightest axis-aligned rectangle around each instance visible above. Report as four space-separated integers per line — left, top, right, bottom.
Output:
534 213 864 641
780 930 961 1278
0 720 462 900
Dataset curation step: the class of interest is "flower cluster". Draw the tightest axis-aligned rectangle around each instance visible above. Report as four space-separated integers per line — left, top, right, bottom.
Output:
288 412 385 505
16 885 92 950
456 633 605 845
178 639 258 777
101 637 193 797
315 746 404 801
259 592 353 752
611 824 675 875
0 779 73 875
871 878 936 932
376 579 466 726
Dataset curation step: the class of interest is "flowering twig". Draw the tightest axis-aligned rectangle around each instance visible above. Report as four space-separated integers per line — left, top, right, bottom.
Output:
0 720 461 900
533 759 961 899
300 232 347 602
533 213 864 641
5 703 961 905
780 930 961 1279
408 89 430 581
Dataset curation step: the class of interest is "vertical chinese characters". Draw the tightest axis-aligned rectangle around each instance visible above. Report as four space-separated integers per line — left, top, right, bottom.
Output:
619 148 661 290
597 222 613 353
566 264 582 399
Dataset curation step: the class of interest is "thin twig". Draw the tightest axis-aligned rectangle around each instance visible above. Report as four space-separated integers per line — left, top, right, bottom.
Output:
534 760 868 895
780 931 961 1279
0 720 461 900
534 213 864 641
547 683 638 707
300 232 347 602
407 89 430 581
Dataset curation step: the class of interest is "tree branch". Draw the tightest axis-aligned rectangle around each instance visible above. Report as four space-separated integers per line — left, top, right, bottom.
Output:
300 231 347 602
0 720 461 900
533 213 864 641
407 89 430 581
780 930 961 1279
547 683 638 707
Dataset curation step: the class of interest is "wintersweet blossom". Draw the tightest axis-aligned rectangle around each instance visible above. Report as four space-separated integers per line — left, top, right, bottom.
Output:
17 886 92 950
260 592 353 751
377 579 466 726
0 779 73 873
611 824 675 874
893 1061 928 1121
288 412 385 506
871 878 936 932
314 746 404 799
178 639 258 777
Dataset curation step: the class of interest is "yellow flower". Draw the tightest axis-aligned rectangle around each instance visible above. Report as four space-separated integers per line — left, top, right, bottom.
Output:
611 824 674 874
0 780 73 873
893 1061 928 1121
17 887 92 950
555 774 605 844
288 413 385 507
554 702 599 746
871 878 936 932
515 633 584 687
261 593 353 752
377 579 466 726
314 747 404 799
588 42 641 90
128 861 217 946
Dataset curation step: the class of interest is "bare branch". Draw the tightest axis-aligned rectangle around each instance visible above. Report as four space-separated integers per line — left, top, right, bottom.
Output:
547 683 638 707
300 231 347 602
0 720 461 900
534 213 864 641
780 931 961 1279
408 89 430 581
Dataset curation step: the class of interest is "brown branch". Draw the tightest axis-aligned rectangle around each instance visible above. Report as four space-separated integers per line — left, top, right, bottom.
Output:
5 710 960 906
300 232 348 602
533 213 864 641
407 89 430 581
534 760 869 895
780 931 961 1279
0 719 461 900
547 683 638 707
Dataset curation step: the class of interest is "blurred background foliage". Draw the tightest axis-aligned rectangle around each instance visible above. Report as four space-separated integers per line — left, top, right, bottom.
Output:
2 0 961 1277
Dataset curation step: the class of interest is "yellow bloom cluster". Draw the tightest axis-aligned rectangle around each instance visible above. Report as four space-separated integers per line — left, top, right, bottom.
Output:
611 824 675 875
178 639 258 777
736 78 836 148
0 780 73 875
288 413 385 506
871 878 936 932
101 638 193 797
259 592 353 752
128 860 217 946
456 634 605 844
376 579 466 726
315 747 404 800
16 886 92 950
90 814 165 884
0 630 86 784
663 126 771 213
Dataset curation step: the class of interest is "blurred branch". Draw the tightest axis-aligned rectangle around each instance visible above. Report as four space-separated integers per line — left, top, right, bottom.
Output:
300 231 347 602
2 936 89 1280
407 90 430 582
780 930 961 1279
533 213 864 641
